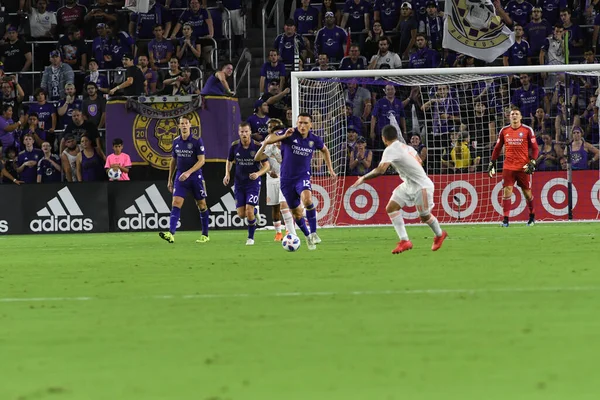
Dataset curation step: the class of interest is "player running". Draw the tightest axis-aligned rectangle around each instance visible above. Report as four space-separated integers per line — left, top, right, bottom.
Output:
352 125 448 254
159 116 210 244
224 122 271 245
488 109 539 227
264 112 336 250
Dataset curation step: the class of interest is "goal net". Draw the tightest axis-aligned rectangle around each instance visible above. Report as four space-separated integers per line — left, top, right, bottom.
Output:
291 65 600 226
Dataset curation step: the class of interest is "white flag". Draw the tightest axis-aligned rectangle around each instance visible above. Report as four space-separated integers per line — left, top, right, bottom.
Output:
388 116 406 144
443 0 515 63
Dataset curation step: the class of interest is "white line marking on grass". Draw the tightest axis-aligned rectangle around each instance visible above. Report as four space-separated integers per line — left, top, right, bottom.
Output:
2 287 600 303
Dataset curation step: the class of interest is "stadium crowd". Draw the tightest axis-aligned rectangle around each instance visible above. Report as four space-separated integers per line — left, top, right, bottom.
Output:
0 0 599 185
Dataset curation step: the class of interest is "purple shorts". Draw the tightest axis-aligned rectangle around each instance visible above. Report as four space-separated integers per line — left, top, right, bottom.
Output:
280 178 311 210
173 172 207 200
234 181 261 208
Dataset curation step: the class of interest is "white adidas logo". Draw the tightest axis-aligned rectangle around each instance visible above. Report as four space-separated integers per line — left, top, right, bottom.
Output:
118 184 179 231
30 187 93 232
0 220 8 234
209 190 267 228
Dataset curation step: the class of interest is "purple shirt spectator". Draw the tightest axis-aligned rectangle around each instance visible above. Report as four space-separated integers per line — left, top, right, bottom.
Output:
148 38 174 68
314 26 347 62
85 73 109 91
505 0 533 27
524 20 550 56
372 97 405 133
419 14 444 51
37 154 62 183
343 0 370 32
131 3 169 39
246 113 270 139
57 98 83 130
178 8 211 38
347 114 363 135
374 0 400 31
540 0 567 27
260 61 287 82
17 147 44 183
411 0 434 22
504 39 530 66
409 48 440 68
274 33 305 64
0 116 16 149
294 5 320 34
27 103 56 132
512 83 545 118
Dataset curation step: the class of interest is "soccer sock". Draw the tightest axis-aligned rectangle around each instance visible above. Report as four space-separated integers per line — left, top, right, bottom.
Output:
295 217 310 237
169 206 181 235
388 211 409 241
247 218 256 239
306 203 317 234
199 208 209 236
527 196 535 216
281 208 297 236
424 215 443 236
502 197 511 218
274 220 282 233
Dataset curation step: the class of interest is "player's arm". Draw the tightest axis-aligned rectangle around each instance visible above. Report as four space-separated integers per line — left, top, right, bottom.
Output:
351 161 390 187
167 157 176 191
264 128 294 144
524 130 540 174
184 154 205 176
223 159 234 185
254 137 270 161
488 131 505 177
319 145 336 177
250 157 270 180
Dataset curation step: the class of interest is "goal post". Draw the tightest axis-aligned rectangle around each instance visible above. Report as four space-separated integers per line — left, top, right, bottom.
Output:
290 64 600 226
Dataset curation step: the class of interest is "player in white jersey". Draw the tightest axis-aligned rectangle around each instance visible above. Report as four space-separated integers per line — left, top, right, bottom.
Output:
255 119 300 239
352 125 448 254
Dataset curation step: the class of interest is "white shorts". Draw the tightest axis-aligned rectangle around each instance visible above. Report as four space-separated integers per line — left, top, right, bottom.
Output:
266 177 281 206
228 9 245 36
390 184 435 217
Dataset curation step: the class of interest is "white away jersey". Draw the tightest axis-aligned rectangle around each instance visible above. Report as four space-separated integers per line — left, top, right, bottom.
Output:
381 141 433 192
263 144 282 176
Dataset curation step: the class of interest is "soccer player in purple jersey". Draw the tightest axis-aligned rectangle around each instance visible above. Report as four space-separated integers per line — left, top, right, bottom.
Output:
264 112 336 250
159 117 210 244
224 122 271 246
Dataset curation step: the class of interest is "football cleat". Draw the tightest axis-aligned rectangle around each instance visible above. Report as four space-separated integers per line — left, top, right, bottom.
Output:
501 222 509 227
305 234 316 250
159 231 174 243
274 232 283 241
392 240 413 254
195 235 210 243
431 231 448 251
311 232 322 244
246 239 255 246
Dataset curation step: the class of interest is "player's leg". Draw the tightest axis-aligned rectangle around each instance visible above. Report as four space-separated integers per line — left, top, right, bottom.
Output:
160 195 184 243
300 189 320 244
501 169 517 227
267 178 283 240
192 179 210 243
516 172 535 226
282 180 311 241
244 185 260 245
415 186 448 251
387 185 413 254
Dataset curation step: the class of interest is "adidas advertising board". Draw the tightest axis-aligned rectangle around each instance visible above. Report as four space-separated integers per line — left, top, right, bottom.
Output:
0 220 8 234
209 189 268 229
115 184 180 231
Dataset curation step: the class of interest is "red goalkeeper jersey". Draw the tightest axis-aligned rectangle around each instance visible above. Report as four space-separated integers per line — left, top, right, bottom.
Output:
491 124 539 171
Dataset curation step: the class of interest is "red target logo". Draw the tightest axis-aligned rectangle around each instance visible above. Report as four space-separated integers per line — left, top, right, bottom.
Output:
541 178 578 216
441 181 478 219
343 184 380 221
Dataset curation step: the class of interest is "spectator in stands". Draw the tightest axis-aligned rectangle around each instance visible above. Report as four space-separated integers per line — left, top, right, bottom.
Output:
540 25 566 87
105 23 135 69
319 0 341 27
2 26 32 73
570 127 599 170
177 67 201 95
349 136 372 175
503 24 530 67
314 11 347 63
37 141 61 183
512 73 546 121
0 148 23 184
28 89 56 140
223 0 245 55
419 2 443 53
76 133 106 181
129 0 171 40
60 133 79 181
560 8 583 60
540 0 566 27
395 2 417 60
339 44 367 70
0 76 24 117
260 49 286 94
27 0 56 40
62 108 102 154
464 101 496 158
91 23 110 69
504 0 533 27
532 107 552 139
58 25 88 75
311 53 336 71
160 57 183 95
176 23 201 68
247 99 270 141
441 131 480 173
285 108 293 127
84 58 109 95
409 33 439 68
56 0 87 37
41 51 75 101
16 133 43 183
344 79 372 119
341 0 370 46
259 80 290 121
201 63 234 96
84 0 117 38
374 0 400 33
410 133 427 167
170 0 214 68
340 126 359 160
345 101 363 135
371 84 406 146
524 7 550 64
105 137 131 181
274 19 307 65
536 131 562 171
363 21 385 61
585 100 599 145
109 53 145 97
0 104 26 155
136 55 158 95
593 11 600 54
82 82 106 128
294 0 319 35
551 72 579 116
57 83 82 130
368 36 402 69
149 24 174 70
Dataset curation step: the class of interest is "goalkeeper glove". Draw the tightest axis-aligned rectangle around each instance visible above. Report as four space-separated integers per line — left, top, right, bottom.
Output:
487 160 497 178
524 159 537 174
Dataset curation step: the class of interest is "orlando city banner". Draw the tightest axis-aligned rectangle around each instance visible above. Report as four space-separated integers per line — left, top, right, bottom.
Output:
106 96 241 169
443 0 514 63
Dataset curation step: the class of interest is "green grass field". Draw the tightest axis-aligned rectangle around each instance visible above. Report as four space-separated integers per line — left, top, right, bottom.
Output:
1 223 599 400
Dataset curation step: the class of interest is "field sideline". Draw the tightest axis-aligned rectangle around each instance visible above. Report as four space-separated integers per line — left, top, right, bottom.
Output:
1 224 599 399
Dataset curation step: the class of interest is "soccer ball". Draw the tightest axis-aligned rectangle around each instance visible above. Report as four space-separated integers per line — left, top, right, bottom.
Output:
108 168 122 181
282 233 301 252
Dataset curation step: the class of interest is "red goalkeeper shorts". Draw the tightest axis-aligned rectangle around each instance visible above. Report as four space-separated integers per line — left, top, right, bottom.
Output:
502 169 531 190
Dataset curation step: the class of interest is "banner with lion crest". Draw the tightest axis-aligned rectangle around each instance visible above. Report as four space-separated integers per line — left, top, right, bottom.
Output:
106 97 241 169
443 0 515 63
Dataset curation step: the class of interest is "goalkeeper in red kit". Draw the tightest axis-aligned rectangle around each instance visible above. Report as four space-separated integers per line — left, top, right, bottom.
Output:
488 109 539 227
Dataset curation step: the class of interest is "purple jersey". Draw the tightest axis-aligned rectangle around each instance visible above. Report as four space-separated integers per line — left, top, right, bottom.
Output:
57 98 83 130
339 55 368 70
274 33 305 65
81 149 105 182
409 48 440 68
563 24 582 56
228 140 265 186
178 9 211 38
246 114 270 138
540 0 567 27
570 144 588 170
294 6 319 34
343 0 370 32
85 73 109 90
314 26 347 62
37 154 62 183
420 15 444 50
411 0 433 22
375 0 400 31
132 4 169 39
512 84 545 118
505 0 533 26
172 135 205 176
279 129 324 182
372 97 406 132
503 39 530 66
260 61 287 82
28 103 56 131
17 148 43 183
524 20 550 55
148 38 174 68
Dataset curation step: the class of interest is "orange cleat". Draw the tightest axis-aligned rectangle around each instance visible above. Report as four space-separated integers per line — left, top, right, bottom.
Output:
392 240 413 254
431 231 448 251
274 232 283 241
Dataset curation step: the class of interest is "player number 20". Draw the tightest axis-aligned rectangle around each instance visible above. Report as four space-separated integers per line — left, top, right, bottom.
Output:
248 195 259 204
